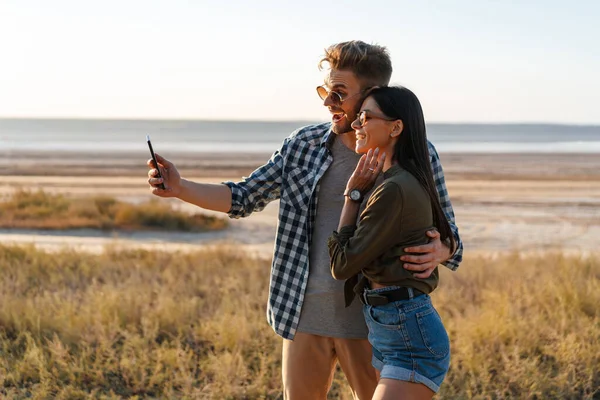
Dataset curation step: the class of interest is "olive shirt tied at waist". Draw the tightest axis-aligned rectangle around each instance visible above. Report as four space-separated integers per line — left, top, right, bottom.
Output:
328 164 438 307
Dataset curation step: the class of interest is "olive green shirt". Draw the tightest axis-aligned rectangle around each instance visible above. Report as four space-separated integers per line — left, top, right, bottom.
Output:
328 164 437 306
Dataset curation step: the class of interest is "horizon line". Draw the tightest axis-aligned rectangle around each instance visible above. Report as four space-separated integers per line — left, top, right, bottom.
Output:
0 116 599 127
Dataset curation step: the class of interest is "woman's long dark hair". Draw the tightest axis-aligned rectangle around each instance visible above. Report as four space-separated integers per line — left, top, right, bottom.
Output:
368 86 454 248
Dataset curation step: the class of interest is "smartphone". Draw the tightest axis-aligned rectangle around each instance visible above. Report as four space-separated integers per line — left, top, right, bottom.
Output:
146 135 166 190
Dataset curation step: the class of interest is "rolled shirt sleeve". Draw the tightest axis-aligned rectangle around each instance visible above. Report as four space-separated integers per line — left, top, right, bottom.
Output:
428 142 463 270
223 138 287 219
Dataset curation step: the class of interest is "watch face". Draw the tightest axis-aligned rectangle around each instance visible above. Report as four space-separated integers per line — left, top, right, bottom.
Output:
350 190 361 201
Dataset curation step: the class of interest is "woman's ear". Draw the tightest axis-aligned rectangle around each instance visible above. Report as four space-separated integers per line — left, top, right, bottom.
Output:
390 120 404 138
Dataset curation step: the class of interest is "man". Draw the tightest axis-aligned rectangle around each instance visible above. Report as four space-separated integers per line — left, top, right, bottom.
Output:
147 40 463 400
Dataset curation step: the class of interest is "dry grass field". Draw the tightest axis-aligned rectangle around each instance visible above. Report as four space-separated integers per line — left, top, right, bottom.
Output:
0 190 227 232
0 244 597 399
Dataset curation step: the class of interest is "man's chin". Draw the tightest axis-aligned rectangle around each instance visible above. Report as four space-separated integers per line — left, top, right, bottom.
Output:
331 121 353 135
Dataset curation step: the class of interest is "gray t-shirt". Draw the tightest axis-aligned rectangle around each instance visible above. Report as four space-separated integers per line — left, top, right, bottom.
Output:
296 135 382 338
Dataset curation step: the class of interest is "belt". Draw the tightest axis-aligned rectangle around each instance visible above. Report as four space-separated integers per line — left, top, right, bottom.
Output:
360 287 424 306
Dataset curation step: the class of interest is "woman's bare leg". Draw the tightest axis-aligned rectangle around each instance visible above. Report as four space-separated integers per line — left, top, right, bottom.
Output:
371 378 434 400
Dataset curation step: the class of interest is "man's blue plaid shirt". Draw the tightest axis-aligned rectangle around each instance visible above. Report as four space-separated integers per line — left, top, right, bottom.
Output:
224 123 463 339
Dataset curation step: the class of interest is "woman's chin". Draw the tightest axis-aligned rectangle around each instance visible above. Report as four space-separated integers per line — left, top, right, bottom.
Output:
355 142 372 154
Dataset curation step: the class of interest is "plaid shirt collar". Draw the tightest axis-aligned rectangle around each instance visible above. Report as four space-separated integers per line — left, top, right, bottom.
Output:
308 125 335 149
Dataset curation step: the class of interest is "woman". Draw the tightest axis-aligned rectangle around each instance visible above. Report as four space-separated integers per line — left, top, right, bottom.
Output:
328 86 454 399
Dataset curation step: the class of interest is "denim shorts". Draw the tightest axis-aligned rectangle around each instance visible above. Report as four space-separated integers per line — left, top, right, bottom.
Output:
362 286 450 393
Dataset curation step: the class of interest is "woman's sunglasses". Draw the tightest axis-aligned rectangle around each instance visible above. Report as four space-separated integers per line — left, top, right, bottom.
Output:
355 110 396 127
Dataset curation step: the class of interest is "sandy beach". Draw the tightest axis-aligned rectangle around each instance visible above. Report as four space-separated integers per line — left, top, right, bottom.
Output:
1 151 599 256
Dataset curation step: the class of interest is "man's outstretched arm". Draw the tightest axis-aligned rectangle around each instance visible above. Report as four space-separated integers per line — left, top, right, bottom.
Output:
148 140 287 217
147 153 233 213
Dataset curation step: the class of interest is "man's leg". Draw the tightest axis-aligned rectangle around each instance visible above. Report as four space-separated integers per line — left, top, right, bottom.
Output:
334 338 379 400
282 332 337 400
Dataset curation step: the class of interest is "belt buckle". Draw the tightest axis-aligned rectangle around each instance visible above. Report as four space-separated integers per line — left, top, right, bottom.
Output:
361 291 369 305
364 292 389 306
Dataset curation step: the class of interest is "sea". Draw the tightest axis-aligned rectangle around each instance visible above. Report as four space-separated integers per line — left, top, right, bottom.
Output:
1 118 600 154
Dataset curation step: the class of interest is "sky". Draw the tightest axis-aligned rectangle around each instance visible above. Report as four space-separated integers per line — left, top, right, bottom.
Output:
0 1 598 124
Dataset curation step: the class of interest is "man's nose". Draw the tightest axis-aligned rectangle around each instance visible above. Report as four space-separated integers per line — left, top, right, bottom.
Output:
323 93 335 107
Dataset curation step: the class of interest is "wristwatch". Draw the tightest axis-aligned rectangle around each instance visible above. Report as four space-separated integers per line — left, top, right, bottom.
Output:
344 189 363 203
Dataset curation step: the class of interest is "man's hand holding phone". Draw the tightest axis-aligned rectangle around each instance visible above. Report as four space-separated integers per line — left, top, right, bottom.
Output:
145 135 233 212
146 136 182 197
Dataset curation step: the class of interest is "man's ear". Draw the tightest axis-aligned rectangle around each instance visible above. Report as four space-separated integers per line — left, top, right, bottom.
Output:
390 120 404 138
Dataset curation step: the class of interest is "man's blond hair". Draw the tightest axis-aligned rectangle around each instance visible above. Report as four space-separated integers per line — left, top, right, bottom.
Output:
319 40 393 88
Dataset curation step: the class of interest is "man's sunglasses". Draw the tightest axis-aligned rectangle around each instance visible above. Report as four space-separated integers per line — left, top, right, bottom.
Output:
316 85 364 105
